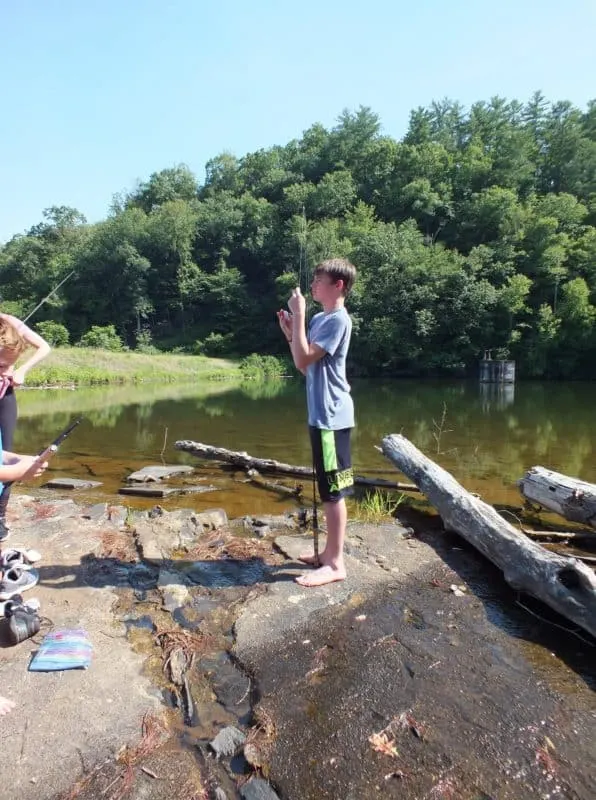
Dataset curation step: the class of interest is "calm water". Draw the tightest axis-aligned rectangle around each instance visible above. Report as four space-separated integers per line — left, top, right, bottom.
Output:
14 378 596 518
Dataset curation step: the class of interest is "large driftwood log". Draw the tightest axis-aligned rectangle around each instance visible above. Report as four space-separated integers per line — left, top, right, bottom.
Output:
174 440 420 493
380 434 596 639
517 467 596 530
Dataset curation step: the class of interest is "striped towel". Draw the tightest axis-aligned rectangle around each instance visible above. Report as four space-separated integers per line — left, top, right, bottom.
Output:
29 629 93 672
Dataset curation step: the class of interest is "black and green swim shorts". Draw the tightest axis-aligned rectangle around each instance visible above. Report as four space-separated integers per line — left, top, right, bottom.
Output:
309 426 354 503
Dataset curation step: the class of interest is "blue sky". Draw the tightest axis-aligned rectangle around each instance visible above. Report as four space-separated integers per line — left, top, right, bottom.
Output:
1 0 595 241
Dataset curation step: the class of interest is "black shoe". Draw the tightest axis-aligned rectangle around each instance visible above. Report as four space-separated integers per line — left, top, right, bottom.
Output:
4 599 41 645
0 518 9 542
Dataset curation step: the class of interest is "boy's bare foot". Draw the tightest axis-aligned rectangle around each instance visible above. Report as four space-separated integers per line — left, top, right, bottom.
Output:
0 697 15 715
297 551 325 566
295 564 346 587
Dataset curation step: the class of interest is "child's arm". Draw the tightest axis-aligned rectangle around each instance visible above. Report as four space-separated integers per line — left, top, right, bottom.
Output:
0 314 52 386
0 451 49 483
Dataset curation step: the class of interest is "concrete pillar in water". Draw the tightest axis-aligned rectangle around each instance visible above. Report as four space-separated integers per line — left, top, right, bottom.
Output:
479 359 515 383
479 381 515 411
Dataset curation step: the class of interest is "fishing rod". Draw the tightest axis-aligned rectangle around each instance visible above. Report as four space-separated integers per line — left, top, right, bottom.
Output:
297 207 321 564
22 271 75 324
4 417 83 488
39 416 83 456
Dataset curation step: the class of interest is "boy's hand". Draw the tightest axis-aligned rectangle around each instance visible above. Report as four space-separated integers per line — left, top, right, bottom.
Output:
276 309 293 340
288 287 306 317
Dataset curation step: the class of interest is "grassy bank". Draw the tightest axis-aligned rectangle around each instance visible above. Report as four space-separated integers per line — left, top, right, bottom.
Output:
22 347 240 386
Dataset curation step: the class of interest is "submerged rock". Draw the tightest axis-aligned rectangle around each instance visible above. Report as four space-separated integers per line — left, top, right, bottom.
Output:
239 778 280 800
209 726 246 758
135 507 228 563
157 568 190 611
240 514 300 538
180 558 267 589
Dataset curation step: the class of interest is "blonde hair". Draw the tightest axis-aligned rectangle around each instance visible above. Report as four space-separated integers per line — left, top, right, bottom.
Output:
0 319 27 357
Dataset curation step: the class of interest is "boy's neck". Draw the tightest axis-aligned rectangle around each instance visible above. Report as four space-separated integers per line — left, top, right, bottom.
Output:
322 297 345 314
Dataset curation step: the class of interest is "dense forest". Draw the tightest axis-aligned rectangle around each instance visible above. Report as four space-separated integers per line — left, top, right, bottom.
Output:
1 92 595 378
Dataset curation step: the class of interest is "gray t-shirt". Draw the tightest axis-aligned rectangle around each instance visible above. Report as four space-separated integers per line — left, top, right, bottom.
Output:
306 307 354 430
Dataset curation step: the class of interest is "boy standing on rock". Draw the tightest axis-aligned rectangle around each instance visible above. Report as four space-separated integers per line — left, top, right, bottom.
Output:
277 258 356 587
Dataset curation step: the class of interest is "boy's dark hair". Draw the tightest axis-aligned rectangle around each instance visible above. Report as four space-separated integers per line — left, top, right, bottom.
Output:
314 258 357 296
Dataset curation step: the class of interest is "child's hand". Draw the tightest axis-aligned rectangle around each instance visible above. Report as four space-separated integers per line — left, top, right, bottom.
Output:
288 287 306 317
10 367 27 387
276 309 292 340
19 456 49 481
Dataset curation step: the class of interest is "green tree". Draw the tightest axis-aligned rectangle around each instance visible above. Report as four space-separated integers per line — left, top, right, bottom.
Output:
128 165 198 213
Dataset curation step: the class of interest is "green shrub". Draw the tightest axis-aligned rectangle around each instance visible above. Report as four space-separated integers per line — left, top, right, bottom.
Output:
240 353 286 379
135 328 159 354
195 332 234 356
78 325 123 351
35 320 70 347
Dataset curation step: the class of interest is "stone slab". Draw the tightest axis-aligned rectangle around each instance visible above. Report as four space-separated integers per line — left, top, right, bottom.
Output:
126 465 195 483
119 485 216 498
233 535 396 666
43 477 103 490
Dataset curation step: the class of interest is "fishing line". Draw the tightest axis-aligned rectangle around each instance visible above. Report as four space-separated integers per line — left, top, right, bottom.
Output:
22 271 75 324
297 206 320 564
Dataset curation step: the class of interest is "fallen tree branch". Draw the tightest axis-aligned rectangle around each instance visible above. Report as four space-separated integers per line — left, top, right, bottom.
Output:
521 528 596 543
174 440 420 493
517 467 596 530
380 434 596 639
515 599 594 647
541 547 596 566
244 469 303 498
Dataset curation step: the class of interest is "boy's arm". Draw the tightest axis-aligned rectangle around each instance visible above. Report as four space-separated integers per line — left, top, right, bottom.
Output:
287 290 327 372
277 310 307 375
287 339 307 376
290 307 346 373
290 316 325 372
